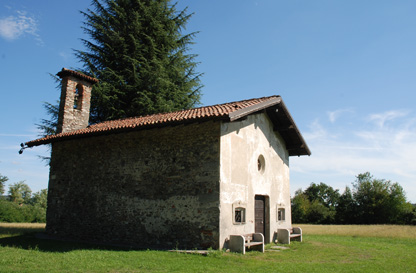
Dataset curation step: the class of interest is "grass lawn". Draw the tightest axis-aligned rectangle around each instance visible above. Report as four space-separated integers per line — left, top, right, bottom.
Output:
0 223 415 272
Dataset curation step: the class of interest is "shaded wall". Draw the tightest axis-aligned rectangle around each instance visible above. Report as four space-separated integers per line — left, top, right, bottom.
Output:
47 121 221 249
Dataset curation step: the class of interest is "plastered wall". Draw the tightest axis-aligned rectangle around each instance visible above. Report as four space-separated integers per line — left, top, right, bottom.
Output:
219 113 292 248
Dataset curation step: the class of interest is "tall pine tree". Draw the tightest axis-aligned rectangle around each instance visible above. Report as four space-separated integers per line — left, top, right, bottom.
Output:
76 0 202 123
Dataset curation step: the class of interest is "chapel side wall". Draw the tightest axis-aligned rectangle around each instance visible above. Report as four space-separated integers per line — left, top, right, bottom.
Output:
219 113 291 249
46 121 221 249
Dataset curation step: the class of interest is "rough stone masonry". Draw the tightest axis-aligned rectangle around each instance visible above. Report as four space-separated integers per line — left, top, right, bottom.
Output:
47 120 221 249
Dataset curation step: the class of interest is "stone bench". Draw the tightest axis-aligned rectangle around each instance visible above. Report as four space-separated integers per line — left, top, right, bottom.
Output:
277 227 302 244
229 233 264 254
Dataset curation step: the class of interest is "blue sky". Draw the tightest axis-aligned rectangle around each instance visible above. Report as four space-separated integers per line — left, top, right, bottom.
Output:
1 0 415 202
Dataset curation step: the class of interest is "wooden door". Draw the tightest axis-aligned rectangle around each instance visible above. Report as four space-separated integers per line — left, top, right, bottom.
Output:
255 195 265 235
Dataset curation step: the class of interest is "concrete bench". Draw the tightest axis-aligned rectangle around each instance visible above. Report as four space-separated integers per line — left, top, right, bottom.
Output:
277 227 302 244
229 233 264 254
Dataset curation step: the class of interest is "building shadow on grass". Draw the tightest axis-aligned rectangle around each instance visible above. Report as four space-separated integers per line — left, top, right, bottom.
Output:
0 232 147 253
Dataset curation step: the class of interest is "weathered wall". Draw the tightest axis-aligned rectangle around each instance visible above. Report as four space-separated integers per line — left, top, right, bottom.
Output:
219 113 291 248
56 76 93 134
47 121 221 249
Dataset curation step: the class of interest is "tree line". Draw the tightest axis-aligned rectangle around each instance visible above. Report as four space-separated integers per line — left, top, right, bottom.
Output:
292 172 416 225
0 173 47 223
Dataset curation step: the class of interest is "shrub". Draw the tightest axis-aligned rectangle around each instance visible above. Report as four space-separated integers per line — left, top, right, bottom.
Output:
0 200 46 223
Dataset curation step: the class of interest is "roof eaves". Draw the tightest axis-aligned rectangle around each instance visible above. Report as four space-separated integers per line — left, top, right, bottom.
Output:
276 99 311 156
25 114 228 148
228 96 281 121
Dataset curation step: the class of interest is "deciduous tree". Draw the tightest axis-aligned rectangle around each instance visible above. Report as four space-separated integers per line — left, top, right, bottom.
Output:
304 182 340 208
8 181 32 204
292 174 413 225
292 182 339 224
352 172 409 224
30 189 48 209
291 189 310 224
0 173 8 195
336 186 357 224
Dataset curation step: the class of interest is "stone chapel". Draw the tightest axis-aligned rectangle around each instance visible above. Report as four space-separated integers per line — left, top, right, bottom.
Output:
25 68 310 249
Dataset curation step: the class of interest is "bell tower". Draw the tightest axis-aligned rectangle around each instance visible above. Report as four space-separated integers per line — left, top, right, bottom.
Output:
56 68 99 134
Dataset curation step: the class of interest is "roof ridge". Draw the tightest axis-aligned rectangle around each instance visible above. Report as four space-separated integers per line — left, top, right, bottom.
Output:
91 95 280 125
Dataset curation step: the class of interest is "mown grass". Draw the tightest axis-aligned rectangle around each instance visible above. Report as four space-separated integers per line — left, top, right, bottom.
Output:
0 223 415 272
298 224 416 239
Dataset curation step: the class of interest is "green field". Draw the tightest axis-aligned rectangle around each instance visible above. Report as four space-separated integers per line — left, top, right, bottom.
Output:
1 223 415 272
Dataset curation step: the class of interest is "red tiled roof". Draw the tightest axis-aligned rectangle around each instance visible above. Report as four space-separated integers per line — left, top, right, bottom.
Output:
25 95 281 147
57 68 99 83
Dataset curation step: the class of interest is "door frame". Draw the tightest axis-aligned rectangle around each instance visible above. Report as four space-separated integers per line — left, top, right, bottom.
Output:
254 194 270 243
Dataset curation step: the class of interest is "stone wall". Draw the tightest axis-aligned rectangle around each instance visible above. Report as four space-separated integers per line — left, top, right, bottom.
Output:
47 120 221 249
56 75 93 134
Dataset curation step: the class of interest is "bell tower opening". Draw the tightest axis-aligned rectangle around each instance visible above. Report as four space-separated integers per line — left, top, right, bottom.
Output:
74 84 84 110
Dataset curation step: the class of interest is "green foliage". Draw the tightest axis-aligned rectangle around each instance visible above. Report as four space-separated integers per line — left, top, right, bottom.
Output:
292 173 415 225
306 200 335 224
8 181 31 204
0 200 46 223
335 186 357 224
304 182 340 208
37 0 202 139
292 183 338 224
76 0 202 124
352 172 411 224
402 203 416 225
0 179 47 223
36 101 59 137
29 189 48 209
291 190 310 223
0 173 8 195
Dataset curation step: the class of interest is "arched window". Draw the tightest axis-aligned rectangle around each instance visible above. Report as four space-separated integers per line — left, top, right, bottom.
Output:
74 84 83 110
257 154 265 174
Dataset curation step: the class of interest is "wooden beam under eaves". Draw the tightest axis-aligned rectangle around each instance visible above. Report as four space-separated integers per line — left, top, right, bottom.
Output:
286 144 305 151
275 124 295 132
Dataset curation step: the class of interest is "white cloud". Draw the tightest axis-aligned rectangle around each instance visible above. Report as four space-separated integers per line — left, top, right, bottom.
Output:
327 108 354 123
367 110 409 128
0 10 43 45
291 109 416 202
59 51 71 61
303 119 327 140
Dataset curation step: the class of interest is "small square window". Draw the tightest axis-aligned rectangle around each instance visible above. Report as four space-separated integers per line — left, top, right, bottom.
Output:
233 202 247 225
235 208 245 223
277 208 285 221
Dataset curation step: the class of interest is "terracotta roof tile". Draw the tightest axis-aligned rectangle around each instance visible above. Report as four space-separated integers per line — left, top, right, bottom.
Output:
25 95 280 147
57 68 99 83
